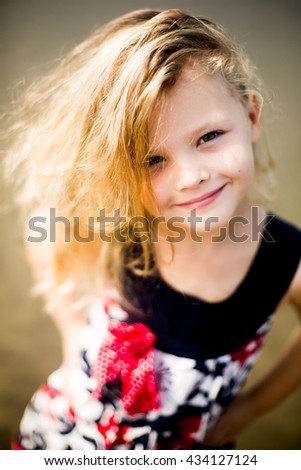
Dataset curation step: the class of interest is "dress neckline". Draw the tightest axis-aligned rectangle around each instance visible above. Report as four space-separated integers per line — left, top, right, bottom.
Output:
158 213 271 306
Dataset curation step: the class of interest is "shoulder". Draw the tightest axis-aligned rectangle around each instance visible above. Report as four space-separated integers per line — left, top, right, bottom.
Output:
263 213 301 268
264 213 301 246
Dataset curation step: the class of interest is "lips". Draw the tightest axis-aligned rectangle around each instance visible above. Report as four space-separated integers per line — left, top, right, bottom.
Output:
176 183 227 209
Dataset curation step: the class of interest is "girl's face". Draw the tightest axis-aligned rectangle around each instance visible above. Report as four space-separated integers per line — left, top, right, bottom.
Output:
147 68 261 233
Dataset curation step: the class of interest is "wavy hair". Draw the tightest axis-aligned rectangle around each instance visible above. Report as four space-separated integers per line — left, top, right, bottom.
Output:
4 9 274 304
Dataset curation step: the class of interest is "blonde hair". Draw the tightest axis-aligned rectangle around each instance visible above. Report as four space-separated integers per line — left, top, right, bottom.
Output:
5 8 274 303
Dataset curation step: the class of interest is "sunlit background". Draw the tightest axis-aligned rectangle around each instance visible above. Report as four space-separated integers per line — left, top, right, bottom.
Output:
1 0 301 449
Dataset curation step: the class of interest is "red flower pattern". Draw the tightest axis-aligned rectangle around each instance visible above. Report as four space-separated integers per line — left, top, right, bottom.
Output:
92 321 159 415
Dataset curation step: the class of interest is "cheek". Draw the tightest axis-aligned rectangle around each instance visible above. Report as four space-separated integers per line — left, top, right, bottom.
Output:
223 144 255 184
149 173 167 203
141 181 162 216
238 149 255 186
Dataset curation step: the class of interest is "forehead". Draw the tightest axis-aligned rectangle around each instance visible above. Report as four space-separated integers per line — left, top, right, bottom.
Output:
169 66 233 100
148 67 240 150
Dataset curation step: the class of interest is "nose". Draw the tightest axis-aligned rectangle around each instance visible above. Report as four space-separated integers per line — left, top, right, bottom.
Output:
174 162 210 191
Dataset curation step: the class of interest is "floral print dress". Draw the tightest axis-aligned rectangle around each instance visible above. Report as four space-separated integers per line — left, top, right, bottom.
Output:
15 214 301 450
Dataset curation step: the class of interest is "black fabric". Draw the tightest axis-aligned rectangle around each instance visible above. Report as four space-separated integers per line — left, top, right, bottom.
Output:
123 214 301 360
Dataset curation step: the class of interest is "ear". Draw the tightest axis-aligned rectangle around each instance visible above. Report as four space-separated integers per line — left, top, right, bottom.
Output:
246 92 262 143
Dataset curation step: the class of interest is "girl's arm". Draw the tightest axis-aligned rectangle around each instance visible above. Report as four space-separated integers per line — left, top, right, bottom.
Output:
248 261 301 413
204 260 301 447
25 213 88 368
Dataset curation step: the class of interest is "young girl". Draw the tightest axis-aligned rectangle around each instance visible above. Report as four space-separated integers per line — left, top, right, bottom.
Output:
7 8 301 450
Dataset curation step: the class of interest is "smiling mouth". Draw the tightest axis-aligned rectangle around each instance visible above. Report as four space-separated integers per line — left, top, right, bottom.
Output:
176 184 227 209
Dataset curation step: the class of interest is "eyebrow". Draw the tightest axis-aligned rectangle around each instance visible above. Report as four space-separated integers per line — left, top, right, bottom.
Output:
148 118 231 154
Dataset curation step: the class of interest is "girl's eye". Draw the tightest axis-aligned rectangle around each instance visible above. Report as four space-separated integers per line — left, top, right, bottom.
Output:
197 131 222 145
147 155 165 166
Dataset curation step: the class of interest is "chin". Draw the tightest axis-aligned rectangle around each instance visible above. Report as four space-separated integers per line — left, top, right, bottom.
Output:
184 205 240 237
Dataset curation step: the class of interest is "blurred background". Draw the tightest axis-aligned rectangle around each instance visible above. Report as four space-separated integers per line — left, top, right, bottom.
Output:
1 0 301 450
